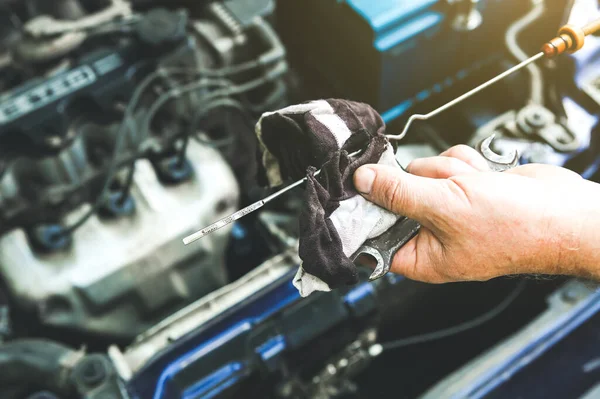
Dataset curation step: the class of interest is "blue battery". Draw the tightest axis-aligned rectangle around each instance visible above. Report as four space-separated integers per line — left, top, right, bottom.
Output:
277 0 529 121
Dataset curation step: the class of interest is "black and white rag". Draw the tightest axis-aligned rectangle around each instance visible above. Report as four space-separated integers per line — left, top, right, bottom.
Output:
255 99 402 297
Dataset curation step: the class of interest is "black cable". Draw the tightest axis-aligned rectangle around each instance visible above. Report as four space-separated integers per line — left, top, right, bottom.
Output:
57 70 194 236
176 134 190 167
57 50 286 238
119 90 256 201
0 160 6 181
117 68 183 202
57 70 161 237
379 280 527 351
58 117 137 236
94 79 232 211
58 77 224 236
140 66 285 140
141 79 229 134
118 160 136 203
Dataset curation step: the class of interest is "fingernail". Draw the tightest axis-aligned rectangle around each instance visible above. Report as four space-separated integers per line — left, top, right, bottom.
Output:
355 167 375 195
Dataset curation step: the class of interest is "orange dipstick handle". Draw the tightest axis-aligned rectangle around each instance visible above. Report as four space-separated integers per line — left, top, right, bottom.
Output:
542 17 600 58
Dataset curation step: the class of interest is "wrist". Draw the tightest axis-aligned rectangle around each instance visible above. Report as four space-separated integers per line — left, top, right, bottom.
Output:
555 179 600 279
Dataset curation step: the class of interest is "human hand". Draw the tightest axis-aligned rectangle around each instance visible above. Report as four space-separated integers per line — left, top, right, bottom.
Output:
353 145 600 283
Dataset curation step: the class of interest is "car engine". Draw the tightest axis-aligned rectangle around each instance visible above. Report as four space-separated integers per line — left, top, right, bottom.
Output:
0 0 599 398
0 0 290 344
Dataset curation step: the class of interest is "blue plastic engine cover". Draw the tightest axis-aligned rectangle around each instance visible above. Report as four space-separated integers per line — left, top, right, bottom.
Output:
126 259 397 399
277 0 528 121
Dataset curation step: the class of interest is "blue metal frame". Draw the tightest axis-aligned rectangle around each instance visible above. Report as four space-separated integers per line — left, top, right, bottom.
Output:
128 267 388 399
466 289 600 398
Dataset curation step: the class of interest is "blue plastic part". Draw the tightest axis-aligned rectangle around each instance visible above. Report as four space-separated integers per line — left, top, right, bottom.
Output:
481 307 600 399
181 362 247 399
344 282 376 318
381 99 413 124
256 335 286 371
581 156 600 180
343 0 437 39
345 282 373 305
154 156 194 184
280 0 529 121
129 270 385 399
153 323 253 399
129 271 299 398
375 4 448 112
456 288 600 399
385 273 405 285
380 54 504 124
380 65 476 123
100 191 136 218
376 12 442 52
230 223 246 240
29 224 71 252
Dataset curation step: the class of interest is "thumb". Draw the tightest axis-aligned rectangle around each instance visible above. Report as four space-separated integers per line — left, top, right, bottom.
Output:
354 164 445 222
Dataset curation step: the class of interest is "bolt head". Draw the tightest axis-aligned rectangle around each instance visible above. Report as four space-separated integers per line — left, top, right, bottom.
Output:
78 358 107 388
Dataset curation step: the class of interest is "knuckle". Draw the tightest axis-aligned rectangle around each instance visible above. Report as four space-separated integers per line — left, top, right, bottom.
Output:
446 176 474 207
444 145 468 157
454 144 475 154
442 145 469 159
444 145 488 171
381 177 405 214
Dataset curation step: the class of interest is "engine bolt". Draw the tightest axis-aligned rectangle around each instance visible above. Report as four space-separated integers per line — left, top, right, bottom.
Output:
79 358 107 388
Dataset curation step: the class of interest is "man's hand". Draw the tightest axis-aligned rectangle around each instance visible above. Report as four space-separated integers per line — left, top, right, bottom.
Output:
353 145 600 283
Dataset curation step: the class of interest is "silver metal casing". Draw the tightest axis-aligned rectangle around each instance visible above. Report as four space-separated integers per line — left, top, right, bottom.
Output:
0 140 239 338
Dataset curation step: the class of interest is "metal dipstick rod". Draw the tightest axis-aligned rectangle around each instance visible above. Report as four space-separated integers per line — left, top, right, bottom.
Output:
385 52 545 141
387 16 600 141
183 175 310 245
185 51 543 245
183 18 600 246
183 152 358 245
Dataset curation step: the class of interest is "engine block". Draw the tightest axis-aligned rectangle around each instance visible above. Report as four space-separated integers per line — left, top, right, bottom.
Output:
0 1 287 340
0 140 239 338
2 1 598 398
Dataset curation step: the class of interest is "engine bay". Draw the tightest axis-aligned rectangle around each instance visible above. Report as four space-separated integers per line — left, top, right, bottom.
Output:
0 0 599 398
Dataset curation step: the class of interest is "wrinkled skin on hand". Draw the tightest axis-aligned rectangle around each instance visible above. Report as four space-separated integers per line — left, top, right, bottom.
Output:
353 145 600 283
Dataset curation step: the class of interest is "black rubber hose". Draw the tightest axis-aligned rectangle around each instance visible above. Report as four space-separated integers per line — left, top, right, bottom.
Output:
0 339 78 396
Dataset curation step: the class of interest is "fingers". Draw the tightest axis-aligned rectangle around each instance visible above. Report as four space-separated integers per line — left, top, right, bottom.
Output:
356 239 446 283
507 163 583 181
354 164 446 222
388 232 449 283
407 156 478 179
406 144 490 179
440 144 490 171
